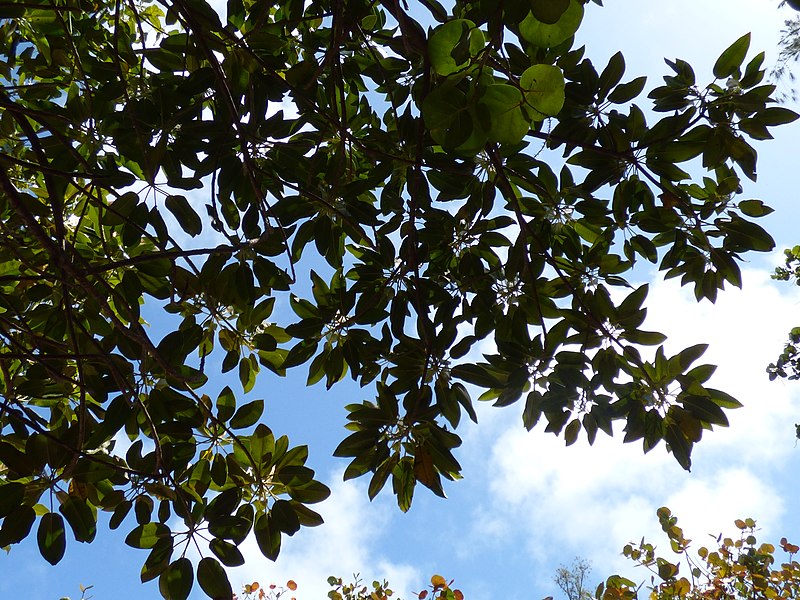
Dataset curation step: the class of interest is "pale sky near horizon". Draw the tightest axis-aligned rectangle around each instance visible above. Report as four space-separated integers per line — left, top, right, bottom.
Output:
4 2 800 600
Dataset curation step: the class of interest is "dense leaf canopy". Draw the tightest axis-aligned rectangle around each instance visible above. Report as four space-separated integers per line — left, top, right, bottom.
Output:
0 0 796 596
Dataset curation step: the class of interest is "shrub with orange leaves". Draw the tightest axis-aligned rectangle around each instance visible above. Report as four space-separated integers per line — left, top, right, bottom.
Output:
416 575 463 600
234 580 298 600
326 575 395 600
598 508 800 600
323 573 463 600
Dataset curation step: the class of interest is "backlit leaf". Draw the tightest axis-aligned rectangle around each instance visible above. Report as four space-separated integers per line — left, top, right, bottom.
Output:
37 513 66 566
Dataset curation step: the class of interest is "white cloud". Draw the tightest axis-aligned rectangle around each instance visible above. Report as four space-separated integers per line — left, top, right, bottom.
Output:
664 467 784 541
230 471 421 600
580 0 786 77
645 268 800 467
456 265 800 588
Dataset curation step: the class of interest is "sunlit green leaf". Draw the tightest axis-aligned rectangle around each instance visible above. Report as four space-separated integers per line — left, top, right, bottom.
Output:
428 19 485 76
521 64 566 120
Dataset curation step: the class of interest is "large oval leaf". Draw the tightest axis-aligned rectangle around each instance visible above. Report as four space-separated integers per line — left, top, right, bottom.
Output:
519 0 583 48
158 557 193 600
422 85 474 149
254 511 281 561
0 482 25 519
165 195 202 237
478 84 529 145
125 523 172 549
521 64 566 120
428 19 485 76
530 0 570 24
209 538 246 567
59 496 97 543
37 513 66 566
0 505 35 547
713 33 750 79
197 557 233 599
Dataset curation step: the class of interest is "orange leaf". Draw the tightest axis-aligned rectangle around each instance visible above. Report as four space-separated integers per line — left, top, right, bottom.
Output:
287 580 298 591
431 575 446 589
414 447 438 490
659 191 679 209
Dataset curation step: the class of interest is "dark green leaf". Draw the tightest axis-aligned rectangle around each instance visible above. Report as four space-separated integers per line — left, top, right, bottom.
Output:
287 480 331 504
608 76 647 104
197 557 233 599
216 386 236 423
0 483 25 519
59 497 97 543
37 513 66 566
230 399 264 429
270 499 301 535
254 512 281 561
125 523 172 549
392 458 416 513
209 538 245 567
564 419 581 446
451 364 503 388
598 51 626 100
0 505 35 547
165 195 202 237
758 107 799 126
530 0 570 24
738 199 773 217
0 442 34 476
713 33 750 79
158 557 193 600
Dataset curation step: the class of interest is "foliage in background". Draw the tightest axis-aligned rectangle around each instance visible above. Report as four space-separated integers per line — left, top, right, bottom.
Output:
59 583 94 600
775 1 800 91
769 247 800 382
0 0 797 597
599 508 800 600
769 2 800 442
236 574 460 600
415 575 463 600
556 557 594 600
329 573 462 600
327 575 397 600
236 579 297 600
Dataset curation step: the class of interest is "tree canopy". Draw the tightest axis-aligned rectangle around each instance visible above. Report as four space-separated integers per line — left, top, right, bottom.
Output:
0 0 796 597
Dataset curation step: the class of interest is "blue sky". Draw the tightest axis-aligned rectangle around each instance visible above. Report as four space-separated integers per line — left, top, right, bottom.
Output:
4 1 800 599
